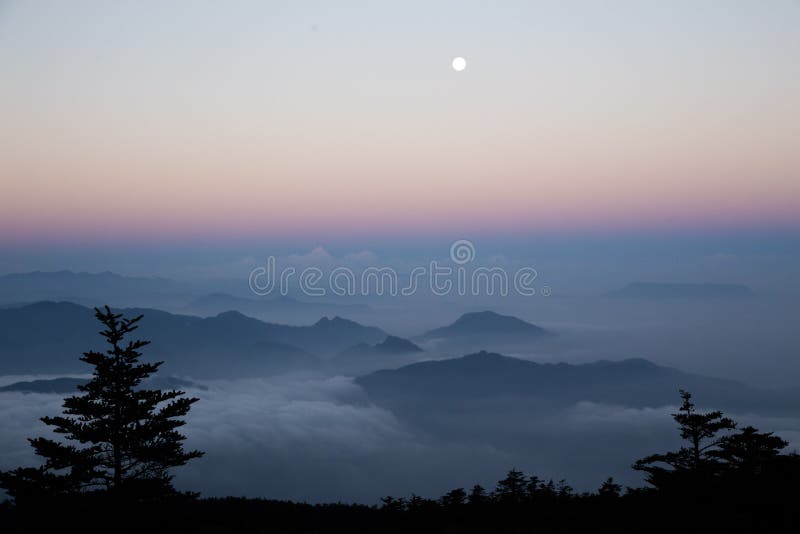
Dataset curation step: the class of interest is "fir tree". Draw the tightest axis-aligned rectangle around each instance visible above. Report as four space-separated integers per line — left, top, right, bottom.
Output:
0 307 203 502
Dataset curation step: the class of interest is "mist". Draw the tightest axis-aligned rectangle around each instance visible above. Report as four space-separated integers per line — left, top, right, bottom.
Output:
3 373 799 503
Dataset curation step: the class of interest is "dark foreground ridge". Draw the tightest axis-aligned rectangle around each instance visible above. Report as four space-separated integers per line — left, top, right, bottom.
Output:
2 459 799 534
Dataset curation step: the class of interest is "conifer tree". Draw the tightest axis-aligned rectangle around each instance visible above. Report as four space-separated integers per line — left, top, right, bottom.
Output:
440 487 467 507
495 469 528 504
633 390 735 490
467 484 487 505
597 477 622 498
0 307 203 502
714 425 787 472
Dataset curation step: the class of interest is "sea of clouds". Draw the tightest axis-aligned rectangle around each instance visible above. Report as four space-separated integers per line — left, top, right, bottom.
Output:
2 375 799 503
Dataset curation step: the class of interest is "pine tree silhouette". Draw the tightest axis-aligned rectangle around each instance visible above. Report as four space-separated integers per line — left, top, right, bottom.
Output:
714 425 787 473
439 487 467 507
0 307 203 502
633 390 735 492
467 484 487 505
495 469 527 504
597 477 622 498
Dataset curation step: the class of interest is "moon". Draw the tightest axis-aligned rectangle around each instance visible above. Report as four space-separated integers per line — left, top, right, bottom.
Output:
452 56 467 72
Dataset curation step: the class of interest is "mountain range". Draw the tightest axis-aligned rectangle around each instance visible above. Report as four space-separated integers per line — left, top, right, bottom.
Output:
0 301 387 377
357 351 800 417
0 270 189 308
3 300 797 424
183 293 371 318
0 271 372 320
0 302 559 375
0 375 204 394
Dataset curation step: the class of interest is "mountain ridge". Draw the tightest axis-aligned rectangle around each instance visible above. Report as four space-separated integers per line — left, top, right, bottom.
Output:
0 301 387 376
356 351 797 416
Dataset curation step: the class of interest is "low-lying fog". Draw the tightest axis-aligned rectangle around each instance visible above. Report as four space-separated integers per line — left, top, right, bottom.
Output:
2 374 799 503
241 293 799 388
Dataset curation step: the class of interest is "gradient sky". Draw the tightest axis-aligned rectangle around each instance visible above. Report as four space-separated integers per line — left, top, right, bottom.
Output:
1 0 799 245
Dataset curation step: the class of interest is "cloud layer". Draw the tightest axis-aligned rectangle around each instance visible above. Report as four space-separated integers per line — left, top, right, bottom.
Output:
2 376 799 503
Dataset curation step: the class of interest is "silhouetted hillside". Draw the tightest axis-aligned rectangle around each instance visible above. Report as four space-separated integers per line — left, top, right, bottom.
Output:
184 293 371 317
421 312 549 339
0 271 189 308
357 351 799 416
297 316 387 355
373 336 424 354
0 302 386 376
0 377 86 394
416 311 552 352
0 271 376 320
332 336 425 374
0 375 204 394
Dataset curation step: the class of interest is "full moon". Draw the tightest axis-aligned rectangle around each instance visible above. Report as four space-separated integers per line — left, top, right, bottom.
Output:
452 56 467 72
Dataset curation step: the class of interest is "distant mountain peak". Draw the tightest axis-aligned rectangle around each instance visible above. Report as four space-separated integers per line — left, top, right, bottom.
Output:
314 316 359 327
334 336 424 369
420 311 550 340
453 310 532 327
460 311 501 319
456 350 514 363
465 349 499 358
375 335 423 353
214 310 250 320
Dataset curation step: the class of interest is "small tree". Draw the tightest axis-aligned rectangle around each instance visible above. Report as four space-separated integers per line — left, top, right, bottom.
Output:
495 469 528 504
440 487 467 507
0 307 203 502
525 475 542 499
380 496 407 513
597 477 622 498
467 484 488 506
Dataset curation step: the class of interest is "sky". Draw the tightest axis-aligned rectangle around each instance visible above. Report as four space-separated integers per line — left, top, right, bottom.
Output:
1 0 799 247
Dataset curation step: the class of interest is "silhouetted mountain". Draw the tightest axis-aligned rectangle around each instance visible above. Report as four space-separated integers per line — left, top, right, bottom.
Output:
184 292 372 317
0 377 86 394
608 282 754 299
0 270 191 308
0 375 205 394
417 311 552 352
374 336 424 354
292 316 387 355
336 336 423 359
0 302 386 376
421 311 550 339
357 351 799 416
0 272 375 323
331 336 425 374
